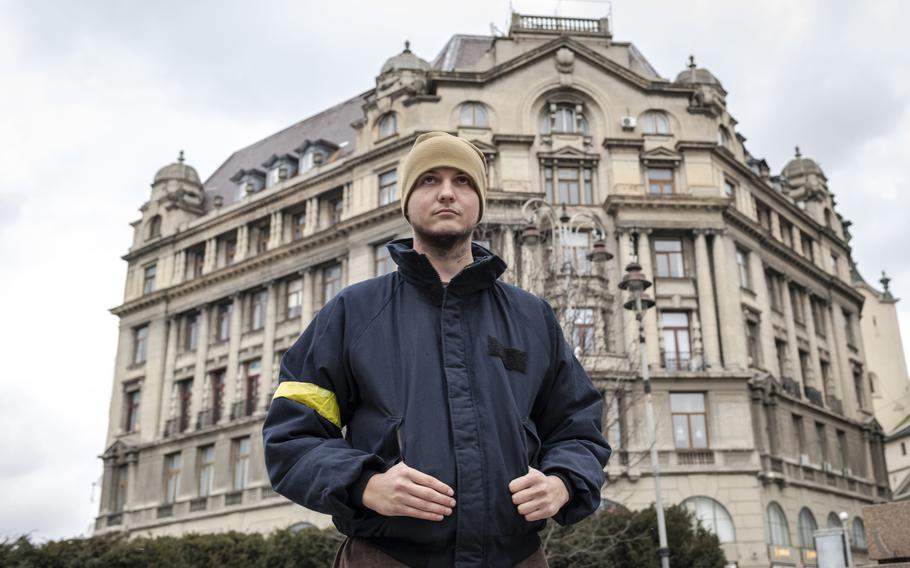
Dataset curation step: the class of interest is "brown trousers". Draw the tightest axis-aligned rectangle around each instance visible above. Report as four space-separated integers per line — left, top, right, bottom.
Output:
332 537 549 567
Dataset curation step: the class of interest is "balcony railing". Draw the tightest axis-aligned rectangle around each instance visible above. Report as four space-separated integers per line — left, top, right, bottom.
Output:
663 353 691 372
781 377 802 399
511 13 609 35
827 396 844 415
196 409 214 429
804 386 825 407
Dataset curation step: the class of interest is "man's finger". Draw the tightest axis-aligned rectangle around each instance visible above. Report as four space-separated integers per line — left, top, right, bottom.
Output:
511 485 542 506
407 466 455 496
517 498 545 516
396 504 446 522
401 494 453 517
508 470 536 493
407 482 457 508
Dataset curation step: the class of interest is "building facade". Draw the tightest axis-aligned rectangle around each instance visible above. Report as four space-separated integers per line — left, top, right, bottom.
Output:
96 13 893 567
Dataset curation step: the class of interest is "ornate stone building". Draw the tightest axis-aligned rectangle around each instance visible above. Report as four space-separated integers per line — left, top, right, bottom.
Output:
96 13 894 567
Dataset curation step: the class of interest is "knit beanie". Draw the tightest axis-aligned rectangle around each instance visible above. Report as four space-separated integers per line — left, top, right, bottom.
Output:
400 131 487 224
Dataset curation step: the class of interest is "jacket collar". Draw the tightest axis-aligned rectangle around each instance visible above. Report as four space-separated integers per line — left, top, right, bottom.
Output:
386 237 507 298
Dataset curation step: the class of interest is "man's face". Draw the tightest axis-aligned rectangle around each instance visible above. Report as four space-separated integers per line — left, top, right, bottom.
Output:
407 166 480 250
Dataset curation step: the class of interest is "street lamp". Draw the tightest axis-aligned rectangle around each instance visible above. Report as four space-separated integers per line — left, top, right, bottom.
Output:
519 199 612 341
618 256 669 568
839 511 854 568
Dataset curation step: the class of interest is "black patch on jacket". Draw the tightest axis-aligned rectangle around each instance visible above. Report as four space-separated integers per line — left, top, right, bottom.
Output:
488 335 527 373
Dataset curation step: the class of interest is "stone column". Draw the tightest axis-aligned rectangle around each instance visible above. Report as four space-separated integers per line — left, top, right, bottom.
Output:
801 292 824 392
693 229 720 369
750 255 778 372
616 228 637 358
791 225 801 253
822 301 845 401
770 211 782 242
202 237 216 274
260 280 279 411
781 278 802 385
235 225 249 262
635 229 660 367
172 250 186 285
304 197 319 236
710 231 747 369
191 304 210 426
159 315 179 435
268 211 283 249
222 293 242 424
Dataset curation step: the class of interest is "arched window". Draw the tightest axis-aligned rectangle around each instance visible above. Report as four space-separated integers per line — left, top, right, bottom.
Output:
827 512 842 529
378 113 397 139
766 502 791 546
541 102 588 135
147 215 162 240
852 517 867 549
717 126 731 148
643 111 670 135
681 497 735 543
798 507 818 549
459 102 488 128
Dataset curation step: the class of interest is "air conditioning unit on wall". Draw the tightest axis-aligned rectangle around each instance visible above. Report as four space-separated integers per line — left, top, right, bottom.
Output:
621 116 636 130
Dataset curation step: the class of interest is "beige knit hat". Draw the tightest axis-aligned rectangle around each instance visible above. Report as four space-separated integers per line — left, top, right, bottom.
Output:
400 131 487 224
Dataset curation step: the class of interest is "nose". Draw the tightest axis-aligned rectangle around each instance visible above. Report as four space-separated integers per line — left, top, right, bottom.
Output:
437 177 456 201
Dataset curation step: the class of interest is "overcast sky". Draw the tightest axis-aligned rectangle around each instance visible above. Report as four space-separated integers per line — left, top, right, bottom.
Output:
1 0 908 542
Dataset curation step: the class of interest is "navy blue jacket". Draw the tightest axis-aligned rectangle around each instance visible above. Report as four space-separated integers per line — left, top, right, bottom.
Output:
262 237 611 567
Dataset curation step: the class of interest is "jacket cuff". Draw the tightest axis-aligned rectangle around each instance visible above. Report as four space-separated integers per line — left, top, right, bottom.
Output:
546 470 575 505
349 467 382 510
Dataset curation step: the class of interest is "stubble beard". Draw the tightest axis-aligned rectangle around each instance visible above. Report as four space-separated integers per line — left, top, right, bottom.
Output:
412 220 475 257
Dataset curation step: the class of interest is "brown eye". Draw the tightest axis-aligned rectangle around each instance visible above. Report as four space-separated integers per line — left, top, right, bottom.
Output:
456 175 472 186
420 174 436 185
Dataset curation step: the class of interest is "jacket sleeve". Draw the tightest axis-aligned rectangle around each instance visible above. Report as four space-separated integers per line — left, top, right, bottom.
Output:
261 294 386 520
532 299 612 526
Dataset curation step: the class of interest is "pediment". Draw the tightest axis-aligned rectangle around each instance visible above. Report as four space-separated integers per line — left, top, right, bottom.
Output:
640 146 683 165
101 440 136 460
538 145 599 161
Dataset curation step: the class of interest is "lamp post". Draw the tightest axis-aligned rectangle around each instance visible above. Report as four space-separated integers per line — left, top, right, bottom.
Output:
839 511 854 568
618 254 670 568
519 199 612 345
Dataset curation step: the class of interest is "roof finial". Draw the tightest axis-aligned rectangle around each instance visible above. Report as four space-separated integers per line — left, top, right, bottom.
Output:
178 150 185 163
688 55 696 69
881 270 892 293
404 40 411 53
794 146 801 159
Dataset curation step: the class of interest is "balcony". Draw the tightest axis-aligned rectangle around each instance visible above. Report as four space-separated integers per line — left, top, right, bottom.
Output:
510 13 610 36
781 377 802 399
663 353 692 373
804 386 825 407
196 409 214 429
826 396 844 415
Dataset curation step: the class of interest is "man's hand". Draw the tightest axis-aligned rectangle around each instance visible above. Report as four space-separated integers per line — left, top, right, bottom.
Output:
508 467 570 522
361 462 456 521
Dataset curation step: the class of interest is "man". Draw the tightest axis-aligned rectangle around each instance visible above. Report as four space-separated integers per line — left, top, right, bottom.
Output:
262 131 611 567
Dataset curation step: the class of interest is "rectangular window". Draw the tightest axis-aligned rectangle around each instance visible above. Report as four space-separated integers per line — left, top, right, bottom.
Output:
654 239 684 278
670 393 707 449
197 445 215 497
798 350 811 385
177 378 192 433
211 370 226 424
735 247 751 289
843 309 857 346
815 422 828 464
801 233 815 262
745 318 761 367
779 218 793 248
163 452 181 504
322 262 342 305
286 278 302 319
133 324 149 364
647 167 674 195
143 264 157 294
542 163 593 204
724 178 735 198
830 252 839 276
853 365 865 409
791 286 805 324
249 290 266 331
184 313 198 351
216 302 232 341
244 359 261 417
375 243 395 276
792 414 806 458
123 386 141 433
111 464 128 512
568 307 595 355
661 312 691 371
378 170 397 206
766 270 783 312
561 231 591 274
232 436 251 491
250 222 270 255
811 298 826 336
329 196 343 225
755 200 772 232
291 209 306 240
222 236 237 267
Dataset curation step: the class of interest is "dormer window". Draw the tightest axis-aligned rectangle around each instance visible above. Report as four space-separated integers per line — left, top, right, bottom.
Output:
378 112 397 139
261 154 298 188
146 215 162 240
459 102 488 128
230 169 266 199
295 139 339 174
642 111 670 135
717 126 731 148
541 101 588 135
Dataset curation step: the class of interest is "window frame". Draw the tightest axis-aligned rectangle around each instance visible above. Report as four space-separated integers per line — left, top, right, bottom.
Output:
661 311 691 371
459 102 488 128
541 160 595 205
232 436 251 491
163 451 182 504
378 112 397 139
197 444 215 497
378 169 398 207
642 110 670 135
670 392 708 449
646 167 674 195
654 238 685 278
